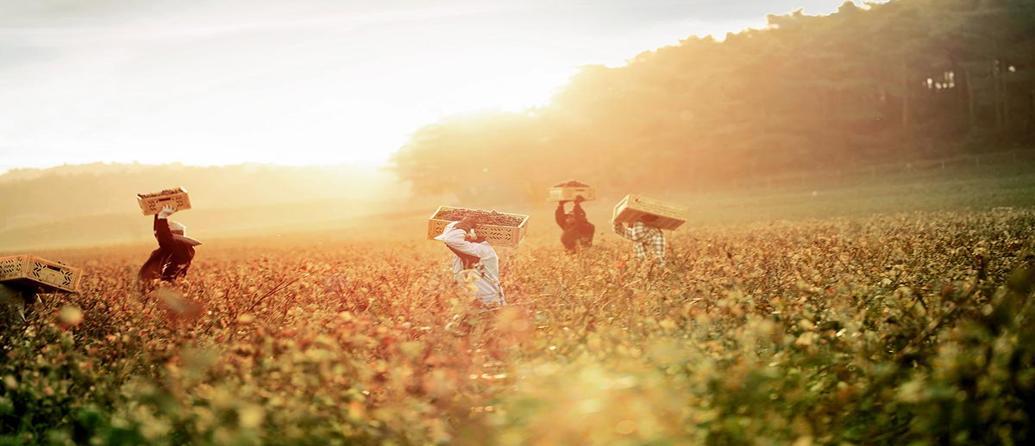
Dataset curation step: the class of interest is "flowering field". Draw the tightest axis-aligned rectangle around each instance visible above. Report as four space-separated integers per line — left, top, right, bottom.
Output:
2 209 1034 445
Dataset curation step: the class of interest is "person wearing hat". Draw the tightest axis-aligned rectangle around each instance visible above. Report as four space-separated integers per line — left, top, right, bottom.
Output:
434 215 505 306
555 195 595 253
139 205 201 282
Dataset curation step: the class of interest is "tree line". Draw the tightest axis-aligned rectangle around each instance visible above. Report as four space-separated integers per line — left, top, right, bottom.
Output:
392 0 1035 202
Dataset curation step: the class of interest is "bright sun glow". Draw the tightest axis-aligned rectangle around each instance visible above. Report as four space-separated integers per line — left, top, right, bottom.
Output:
0 0 851 172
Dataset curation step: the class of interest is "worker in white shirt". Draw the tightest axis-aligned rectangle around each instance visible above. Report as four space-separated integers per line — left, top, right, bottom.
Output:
434 216 505 306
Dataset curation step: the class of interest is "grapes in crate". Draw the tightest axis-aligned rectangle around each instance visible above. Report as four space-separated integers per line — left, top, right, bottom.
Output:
434 209 524 227
137 187 185 198
553 180 590 188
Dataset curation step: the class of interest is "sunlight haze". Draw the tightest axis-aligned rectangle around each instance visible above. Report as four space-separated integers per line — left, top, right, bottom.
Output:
1 0 852 172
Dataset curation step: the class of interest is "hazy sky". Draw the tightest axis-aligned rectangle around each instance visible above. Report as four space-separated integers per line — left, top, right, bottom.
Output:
0 0 854 171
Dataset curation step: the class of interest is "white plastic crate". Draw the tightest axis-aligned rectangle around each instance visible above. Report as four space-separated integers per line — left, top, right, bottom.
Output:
548 185 596 202
612 194 687 230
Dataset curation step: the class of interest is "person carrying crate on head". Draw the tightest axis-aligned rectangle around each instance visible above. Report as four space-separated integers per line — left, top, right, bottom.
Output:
139 206 201 283
435 216 505 306
613 214 666 268
556 195 595 253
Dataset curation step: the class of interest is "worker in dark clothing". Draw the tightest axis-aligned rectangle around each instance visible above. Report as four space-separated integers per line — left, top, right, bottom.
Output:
0 283 39 322
555 195 595 253
139 206 201 283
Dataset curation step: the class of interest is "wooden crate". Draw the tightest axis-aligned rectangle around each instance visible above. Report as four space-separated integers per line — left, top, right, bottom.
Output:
0 255 82 293
548 185 596 202
427 206 529 248
137 187 191 215
612 194 687 230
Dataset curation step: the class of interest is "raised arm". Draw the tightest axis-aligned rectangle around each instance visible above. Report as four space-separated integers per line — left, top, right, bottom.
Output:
613 221 630 239
555 202 568 228
439 224 494 261
613 221 644 241
572 202 587 222
154 206 176 249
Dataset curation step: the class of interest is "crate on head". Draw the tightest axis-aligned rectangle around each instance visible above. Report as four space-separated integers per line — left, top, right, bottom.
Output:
427 206 529 248
137 187 191 216
612 194 687 230
548 180 596 202
0 255 82 294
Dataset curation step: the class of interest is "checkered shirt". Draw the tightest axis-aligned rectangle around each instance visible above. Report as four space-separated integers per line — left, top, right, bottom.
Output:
614 221 666 265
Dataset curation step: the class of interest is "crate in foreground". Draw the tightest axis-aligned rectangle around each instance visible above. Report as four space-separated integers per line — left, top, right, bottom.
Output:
137 187 191 215
612 194 687 230
427 206 529 248
0 255 82 293
548 180 596 202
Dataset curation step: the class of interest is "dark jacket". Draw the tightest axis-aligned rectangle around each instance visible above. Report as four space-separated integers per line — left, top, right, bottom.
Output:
139 216 195 282
556 202 595 252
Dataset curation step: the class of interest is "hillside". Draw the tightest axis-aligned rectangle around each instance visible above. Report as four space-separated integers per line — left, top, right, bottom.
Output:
0 163 410 249
5 154 1034 252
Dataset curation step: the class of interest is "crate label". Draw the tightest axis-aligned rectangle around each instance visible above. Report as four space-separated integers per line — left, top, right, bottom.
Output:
31 261 76 288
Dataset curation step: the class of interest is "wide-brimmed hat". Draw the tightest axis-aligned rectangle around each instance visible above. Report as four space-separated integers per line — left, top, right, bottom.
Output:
168 220 202 246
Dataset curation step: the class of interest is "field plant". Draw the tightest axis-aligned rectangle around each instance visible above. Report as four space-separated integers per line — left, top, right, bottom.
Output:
2 209 1034 445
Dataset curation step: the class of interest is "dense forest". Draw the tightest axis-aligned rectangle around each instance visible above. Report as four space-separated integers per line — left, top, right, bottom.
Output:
392 0 1035 201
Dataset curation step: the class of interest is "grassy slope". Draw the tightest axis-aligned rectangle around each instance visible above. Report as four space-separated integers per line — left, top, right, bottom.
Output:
4 161 1034 255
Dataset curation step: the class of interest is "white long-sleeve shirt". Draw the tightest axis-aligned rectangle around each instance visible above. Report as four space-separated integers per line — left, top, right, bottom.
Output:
434 221 505 305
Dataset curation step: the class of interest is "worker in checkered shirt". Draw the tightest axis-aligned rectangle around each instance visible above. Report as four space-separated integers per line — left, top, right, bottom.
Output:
613 214 666 267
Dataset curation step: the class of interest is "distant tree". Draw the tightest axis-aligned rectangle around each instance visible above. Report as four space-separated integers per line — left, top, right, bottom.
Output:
391 0 1035 200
